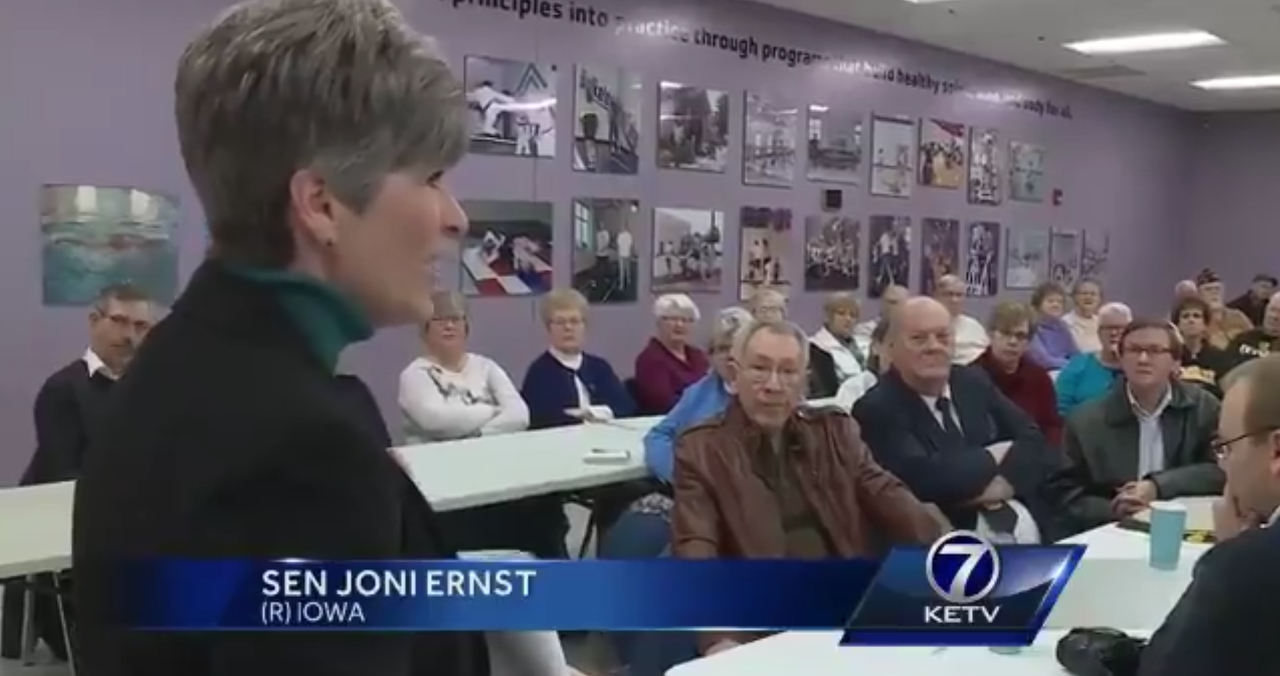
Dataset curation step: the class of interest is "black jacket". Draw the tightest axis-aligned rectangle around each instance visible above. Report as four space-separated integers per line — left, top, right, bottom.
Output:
1138 523 1280 676
25 359 115 485
71 261 489 676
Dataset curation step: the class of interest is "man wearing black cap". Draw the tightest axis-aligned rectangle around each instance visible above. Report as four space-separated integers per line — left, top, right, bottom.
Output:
1228 273 1278 327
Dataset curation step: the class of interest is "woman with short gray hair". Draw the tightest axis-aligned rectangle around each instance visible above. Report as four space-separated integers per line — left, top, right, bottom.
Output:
633 293 709 414
70 1 489 674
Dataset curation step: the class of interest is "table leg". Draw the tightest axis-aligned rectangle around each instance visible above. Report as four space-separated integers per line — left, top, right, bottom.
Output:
20 575 36 666
54 573 75 676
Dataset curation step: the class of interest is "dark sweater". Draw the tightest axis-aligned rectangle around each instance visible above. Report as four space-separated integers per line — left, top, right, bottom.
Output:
1227 328 1280 363
25 359 115 485
520 350 635 429
1180 344 1238 398
632 338 709 414
975 350 1063 445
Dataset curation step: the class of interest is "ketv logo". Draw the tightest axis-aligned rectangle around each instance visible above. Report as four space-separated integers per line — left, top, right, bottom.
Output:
923 531 1002 625
840 531 1085 647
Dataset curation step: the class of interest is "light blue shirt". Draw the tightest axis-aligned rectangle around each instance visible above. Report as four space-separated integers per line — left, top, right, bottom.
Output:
642 373 732 482
1129 386 1172 478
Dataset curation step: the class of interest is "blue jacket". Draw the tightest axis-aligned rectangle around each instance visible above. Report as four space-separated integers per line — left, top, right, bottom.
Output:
520 351 635 429
1055 352 1121 415
642 373 731 482
1028 317 1079 370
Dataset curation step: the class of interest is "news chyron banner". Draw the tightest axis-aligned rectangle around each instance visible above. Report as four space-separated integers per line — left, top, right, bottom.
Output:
124 533 1082 646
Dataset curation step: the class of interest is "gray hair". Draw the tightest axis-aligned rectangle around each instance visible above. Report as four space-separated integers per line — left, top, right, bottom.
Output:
731 320 809 366
176 0 468 266
653 293 700 321
710 307 752 350
747 287 787 314
1098 302 1133 321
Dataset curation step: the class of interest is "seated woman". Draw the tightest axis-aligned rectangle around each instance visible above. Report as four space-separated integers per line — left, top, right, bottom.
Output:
632 294 709 415
521 289 635 428
399 291 529 443
747 286 787 322
1056 302 1131 415
1027 281 1079 370
642 307 752 483
975 301 1062 444
808 291 876 409
1063 278 1103 353
866 317 894 376
1174 295 1237 398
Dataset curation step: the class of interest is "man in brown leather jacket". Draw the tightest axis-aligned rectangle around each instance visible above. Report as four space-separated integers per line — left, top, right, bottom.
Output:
670 319 946 657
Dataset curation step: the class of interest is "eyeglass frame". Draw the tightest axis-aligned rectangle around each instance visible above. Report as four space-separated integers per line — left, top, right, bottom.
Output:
1212 426 1280 461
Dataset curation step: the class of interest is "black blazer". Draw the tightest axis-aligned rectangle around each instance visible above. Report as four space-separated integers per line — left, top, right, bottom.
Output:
1138 523 1280 676
71 261 488 676
807 343 841 400
852 366 1070 539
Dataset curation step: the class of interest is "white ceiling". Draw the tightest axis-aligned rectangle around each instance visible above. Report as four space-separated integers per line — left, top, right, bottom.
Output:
750 0 1280 111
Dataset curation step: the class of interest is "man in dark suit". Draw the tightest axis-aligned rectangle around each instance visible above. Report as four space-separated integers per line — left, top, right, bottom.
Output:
1137 355 1280 675
853 297 1070 542
71 2 490 675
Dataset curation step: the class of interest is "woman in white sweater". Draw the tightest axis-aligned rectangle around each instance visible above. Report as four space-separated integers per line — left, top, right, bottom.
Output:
399 291 529 443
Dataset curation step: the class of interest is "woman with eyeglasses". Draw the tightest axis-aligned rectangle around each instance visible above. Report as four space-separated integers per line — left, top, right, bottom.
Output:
398 291 528 444
976 301 1062 444
632 294 709 415
1055 302 1132 415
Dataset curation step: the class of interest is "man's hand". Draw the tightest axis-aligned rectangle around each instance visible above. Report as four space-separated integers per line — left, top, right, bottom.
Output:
705 640 740 656
1110 480 1158 518
1213 491 1265 543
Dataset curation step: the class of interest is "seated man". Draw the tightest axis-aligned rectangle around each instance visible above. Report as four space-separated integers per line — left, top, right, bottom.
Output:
934 274 988 365
672 319 944 657
1136 355 1280 676
1226 290 1280 362
854 297 1070 544
1060 319 1222 530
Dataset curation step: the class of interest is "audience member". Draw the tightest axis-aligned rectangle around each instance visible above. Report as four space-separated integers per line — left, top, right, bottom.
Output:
746 286 787 322
1198 268 1254 349
1135 355 1280 676
808 292 876 409
27 283 153 486
853 284 907 353
1026 281 1079 370
933 274 989 365
1059 319 1222 530
1226 291 1280 362
632 294 709 414
398 291 528 443
1174 279 1198 301
643 308 751 482
1173 296 1236 397
866 318 893 376
854 297 1069 544
521 289 635 429
1055 302 1132 414
1227 273 1277 327
975 301 1062 444
69 2 494 673
673 319 945 656
1063 278 1103 353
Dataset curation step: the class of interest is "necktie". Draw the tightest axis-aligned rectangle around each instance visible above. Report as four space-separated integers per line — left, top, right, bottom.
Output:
934 396 962 439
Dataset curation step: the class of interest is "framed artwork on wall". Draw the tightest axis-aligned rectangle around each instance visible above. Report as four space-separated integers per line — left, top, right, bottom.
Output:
805 103 863 185
867 214 912 297
462 55 557 158
651 207 724 294
457 200 554 297
1004 226 1049 290
1081 230 1111 282
920 218 960 296
803 215 861 292
1009 141 1047 202
40 184 179 307
738 206 792 300
968 127 1003 205
742 92 797 187
572 65 641 175
964 221 1001 298
570 198 641 305
918 118 966 189
657 82 730 173
869 116 915 198
1048 228 1082 288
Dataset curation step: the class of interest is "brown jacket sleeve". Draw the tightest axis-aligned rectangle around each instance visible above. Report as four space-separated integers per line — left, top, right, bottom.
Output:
670 428 759 653
833 414 948 543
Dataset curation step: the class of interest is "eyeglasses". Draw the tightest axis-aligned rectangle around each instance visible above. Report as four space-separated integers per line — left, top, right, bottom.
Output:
1212 427 1280 461
997 330 1030 342
1123 345 1174 357
106 313 152 333
660 316 694 324
742 364 804 385
550 317 584 328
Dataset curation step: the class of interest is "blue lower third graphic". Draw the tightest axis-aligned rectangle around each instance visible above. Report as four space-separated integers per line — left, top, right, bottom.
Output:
842 531 1085 647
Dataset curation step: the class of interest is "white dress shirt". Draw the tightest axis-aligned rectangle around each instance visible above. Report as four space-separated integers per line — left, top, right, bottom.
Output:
951 314 990 366
83 348 117 380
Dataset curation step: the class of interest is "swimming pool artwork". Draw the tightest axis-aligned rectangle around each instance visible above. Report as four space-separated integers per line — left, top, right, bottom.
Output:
41 184 179 307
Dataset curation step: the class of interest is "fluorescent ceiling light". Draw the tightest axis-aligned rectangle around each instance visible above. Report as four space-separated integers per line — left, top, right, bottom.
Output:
900 0 959 4
1064 31 1224 55
1192 74 1280 90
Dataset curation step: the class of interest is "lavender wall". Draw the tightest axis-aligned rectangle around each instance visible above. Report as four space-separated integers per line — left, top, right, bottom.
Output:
1185 112 1280 289
0 0 1195 482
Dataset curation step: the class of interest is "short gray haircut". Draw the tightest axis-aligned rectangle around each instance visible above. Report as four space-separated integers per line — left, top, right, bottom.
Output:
653 293 700 321
709 307 752 350
731 320 809 366
748 287 787 314
1098 302 1133 322
176 0 468 266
